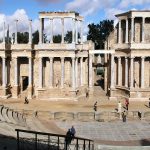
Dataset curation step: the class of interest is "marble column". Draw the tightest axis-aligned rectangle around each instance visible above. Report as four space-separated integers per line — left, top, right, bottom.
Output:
72 18 75 43
118 19 121 43
39 57 43 88
61 18 64 44
50 18 53 43
61 57 65 88
39 18 43 44
2 57 6 87
125 18 129 43
14 57 18 86
75 20 78 44
3 22 5 43
142 17 145 43
75 57 78 88
28 20 32 44
80 57 83 86
28 57 32 86
141 57 145 88
110 54 114 88
15 20 18 44
80 21 83 44
89 54 93 88
125 57 128 87
130 57 134 88
118 57 121 86
131 17 135 43
72 57 75 89
49 57 53 88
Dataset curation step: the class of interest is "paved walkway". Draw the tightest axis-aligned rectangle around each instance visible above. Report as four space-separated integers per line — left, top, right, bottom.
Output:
56 120 150 146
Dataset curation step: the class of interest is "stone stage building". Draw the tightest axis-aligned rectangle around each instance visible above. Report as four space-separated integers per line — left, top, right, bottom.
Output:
0 12 94 100
105 10 150 101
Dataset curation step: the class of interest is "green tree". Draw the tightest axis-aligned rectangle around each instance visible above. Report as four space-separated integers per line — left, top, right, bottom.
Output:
87 20 114 49
32 30 39 44
53 34 61 43
64 31 72 43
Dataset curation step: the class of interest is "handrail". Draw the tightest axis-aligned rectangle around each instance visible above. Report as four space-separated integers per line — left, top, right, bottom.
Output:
16 128 94 150
15 129 93 142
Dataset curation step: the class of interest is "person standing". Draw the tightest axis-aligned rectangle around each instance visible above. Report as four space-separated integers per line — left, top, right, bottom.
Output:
122 111 127 122
94 101 97 111
125 99 129 110
70 126 76 140
118 101 122 119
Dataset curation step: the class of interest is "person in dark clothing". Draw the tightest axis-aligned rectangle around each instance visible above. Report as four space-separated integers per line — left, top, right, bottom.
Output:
125 99 129 111
122 111 127 122
70 126 76 141
149 99 150 108
24 96 29 104
94 101 97 111
65 129 72 147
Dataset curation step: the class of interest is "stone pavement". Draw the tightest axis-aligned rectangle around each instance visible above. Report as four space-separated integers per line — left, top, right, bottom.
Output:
56 120 150 146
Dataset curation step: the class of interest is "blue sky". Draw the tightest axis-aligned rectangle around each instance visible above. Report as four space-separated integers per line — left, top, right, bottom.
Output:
0 0 150 39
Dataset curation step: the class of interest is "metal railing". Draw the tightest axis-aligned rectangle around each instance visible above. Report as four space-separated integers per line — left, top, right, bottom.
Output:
15 129 94 150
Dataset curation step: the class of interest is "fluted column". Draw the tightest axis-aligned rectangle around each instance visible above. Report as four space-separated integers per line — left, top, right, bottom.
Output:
141 57 145 88
15 20 18 44
14 57 18 86
49 57 53 88
125 18 128 43
80 21 83 44
131 17 135 43
39 57 43 88
118 57 121 85
125 57 128 87
3 22 5 43
2 57 6 87
80 57 83 86
75 20 78 44
39 18 43 44
110 54 114 88
142 17 145 43
130 57 134 88
61 18 64 44
89 54 93 88
61 57 65 88
72 18 75 43
118 19 121 43
50 18 53 43
28 57 32 86
72 57 75 89
75 57 78 88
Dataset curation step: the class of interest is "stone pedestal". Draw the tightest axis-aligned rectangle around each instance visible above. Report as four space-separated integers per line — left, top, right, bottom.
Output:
12 85 19 98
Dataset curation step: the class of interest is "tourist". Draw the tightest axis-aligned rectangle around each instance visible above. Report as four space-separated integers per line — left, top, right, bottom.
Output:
70 126 76 138
125 98 129 111
24 96 29 104
149 99 150 108
138 111 142 120
94 101 97 111
122 111 127 122
65 129 72 147
118 101 122 119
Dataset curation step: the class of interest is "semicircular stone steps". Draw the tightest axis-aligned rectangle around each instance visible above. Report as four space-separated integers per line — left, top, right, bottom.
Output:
2 107 12 123
7 109 18 124
0 105 5 122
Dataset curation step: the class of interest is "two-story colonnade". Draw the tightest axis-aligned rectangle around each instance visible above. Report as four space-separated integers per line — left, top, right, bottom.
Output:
105 10 150 101
0 11 94 100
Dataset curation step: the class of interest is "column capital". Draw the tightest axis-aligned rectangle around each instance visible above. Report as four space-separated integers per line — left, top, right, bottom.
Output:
141 56 145 60
61 57 65 60
130 56 135 59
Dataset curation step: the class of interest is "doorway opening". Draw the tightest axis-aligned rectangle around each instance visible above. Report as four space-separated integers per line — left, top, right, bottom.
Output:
22 76 28 91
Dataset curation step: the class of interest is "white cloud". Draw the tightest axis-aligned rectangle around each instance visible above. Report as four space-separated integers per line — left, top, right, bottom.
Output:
66 0 116 17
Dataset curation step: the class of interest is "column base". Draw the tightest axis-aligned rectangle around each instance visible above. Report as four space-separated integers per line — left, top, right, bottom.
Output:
88 87 94 96
12 85 19 98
